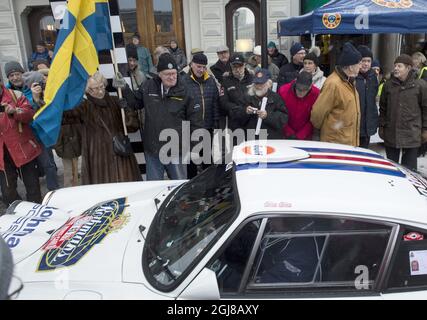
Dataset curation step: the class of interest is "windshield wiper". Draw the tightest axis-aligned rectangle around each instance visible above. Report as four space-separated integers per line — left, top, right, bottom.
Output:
139 225 176 281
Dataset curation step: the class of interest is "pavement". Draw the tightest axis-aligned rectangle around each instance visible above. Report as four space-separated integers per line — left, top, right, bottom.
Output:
0 144 426 215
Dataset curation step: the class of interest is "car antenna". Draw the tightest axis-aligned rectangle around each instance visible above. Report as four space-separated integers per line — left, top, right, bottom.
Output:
154 198 161 210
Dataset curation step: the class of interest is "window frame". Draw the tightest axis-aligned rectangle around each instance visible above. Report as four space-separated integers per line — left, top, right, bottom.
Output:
209 213 399 299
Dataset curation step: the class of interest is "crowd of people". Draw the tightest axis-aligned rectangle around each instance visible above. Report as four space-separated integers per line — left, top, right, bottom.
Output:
1 36 427 206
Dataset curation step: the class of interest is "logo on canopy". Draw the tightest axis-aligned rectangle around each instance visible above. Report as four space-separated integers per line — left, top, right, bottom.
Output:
371 0 413 8
322 13 342 29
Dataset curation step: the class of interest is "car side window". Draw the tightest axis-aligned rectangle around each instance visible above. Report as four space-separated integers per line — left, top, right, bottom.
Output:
386 227 427 291
208 219 261 295
246 217 393 295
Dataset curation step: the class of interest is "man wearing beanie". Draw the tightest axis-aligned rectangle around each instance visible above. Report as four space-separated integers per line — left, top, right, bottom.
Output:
116 52 203 180
182 52 219 178
311 42 362 147
267 41 288 69
0 77 42 206
125 46 146 91
355 45 379 149
279 71 320 140
4 61 36 108
379 54 427 170
303 48 326 89
125 33 153 77
278 42 306 88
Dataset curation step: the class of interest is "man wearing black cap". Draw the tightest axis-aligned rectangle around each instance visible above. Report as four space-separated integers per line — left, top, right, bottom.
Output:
116 53 203 180
182 53 219 178
303 48 326 90
311 42 362 147
355 45 379 149
219 53 254 131
278 42 306 88
379 54 427 170
241 68 287 139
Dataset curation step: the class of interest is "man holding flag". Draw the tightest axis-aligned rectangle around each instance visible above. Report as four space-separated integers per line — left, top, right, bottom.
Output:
32 0 113 148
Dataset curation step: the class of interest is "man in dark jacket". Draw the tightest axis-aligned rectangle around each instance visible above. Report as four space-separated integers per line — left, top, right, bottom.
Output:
267 41 288 70
210 45 232 85
117 53 203 180
242 69 288 140
379 54 427 170
182 53 219 178
219 53 254 131
356 45 379 149
278 42 306 88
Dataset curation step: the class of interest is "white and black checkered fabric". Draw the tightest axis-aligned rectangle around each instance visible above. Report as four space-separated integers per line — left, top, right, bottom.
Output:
49 0 145 175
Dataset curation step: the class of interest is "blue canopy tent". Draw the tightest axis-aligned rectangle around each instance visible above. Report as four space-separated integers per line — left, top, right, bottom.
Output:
278 0 427 36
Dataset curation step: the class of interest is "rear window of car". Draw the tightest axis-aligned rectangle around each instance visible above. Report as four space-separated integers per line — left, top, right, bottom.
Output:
386 226 427 291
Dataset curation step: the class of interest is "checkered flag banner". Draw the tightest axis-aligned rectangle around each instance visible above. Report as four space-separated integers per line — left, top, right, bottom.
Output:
49 0 146 175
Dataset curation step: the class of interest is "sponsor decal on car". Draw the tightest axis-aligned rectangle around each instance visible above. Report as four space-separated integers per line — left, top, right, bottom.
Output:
37 198 127 272
1 204 55 249
404 232 424 241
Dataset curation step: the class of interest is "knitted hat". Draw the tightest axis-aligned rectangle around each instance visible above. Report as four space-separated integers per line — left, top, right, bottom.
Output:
192 53 208 65
267 41 277 49
290 42 305 57
295 71 313 90
157 53 178 72
22 71 44 88
5 61 25 77
372 59 380 69
357 45 373 59
394 54 413 67
126 45 138 60
304 52 319 66
337 42 362 67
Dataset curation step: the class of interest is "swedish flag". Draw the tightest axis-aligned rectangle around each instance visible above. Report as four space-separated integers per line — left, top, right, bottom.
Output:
32 0 113 147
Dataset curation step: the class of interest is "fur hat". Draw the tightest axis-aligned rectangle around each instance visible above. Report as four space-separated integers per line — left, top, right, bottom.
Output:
394 54 413 67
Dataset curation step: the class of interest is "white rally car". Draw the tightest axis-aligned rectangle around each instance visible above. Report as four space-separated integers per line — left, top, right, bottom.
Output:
1 140 427 300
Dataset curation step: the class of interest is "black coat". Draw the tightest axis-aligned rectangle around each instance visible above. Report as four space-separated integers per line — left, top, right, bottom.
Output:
123 76 203 155
269 49 289 70
241 90 288 140
278 62 303 88
356 69 379 138
210 60 232 85
182 72 220 129
219 70 254 131
379 71 427 148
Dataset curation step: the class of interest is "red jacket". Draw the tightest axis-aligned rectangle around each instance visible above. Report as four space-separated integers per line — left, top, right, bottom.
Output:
0 85 41 170
278 81 320 140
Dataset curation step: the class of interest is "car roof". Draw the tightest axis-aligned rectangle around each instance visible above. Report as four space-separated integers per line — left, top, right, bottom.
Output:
233 140 427 225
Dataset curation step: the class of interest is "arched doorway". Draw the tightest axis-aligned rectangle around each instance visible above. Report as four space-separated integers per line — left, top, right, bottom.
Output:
225 0 260 54
27 6 58 52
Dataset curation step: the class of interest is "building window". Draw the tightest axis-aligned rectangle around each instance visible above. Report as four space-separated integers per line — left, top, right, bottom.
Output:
233 7 255 53
39 15 57 49
154 0 173 33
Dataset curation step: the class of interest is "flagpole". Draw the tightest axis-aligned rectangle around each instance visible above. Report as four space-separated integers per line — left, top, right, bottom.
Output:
105 1 128 137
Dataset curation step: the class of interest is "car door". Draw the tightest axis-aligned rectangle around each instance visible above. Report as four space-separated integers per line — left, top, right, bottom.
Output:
205 214 398 299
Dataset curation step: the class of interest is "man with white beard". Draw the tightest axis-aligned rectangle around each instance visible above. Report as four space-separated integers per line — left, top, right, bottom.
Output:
240 69 288 140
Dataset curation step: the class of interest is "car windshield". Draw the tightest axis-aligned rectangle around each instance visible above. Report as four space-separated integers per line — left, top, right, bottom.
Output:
143 164 239 291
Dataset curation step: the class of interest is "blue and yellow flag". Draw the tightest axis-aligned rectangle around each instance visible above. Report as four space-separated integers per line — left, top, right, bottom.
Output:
32 0 112 147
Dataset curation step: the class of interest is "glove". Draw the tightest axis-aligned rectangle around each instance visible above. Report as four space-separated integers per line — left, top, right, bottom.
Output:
422 130 427 144
118 98 129 109
112 72 127 90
